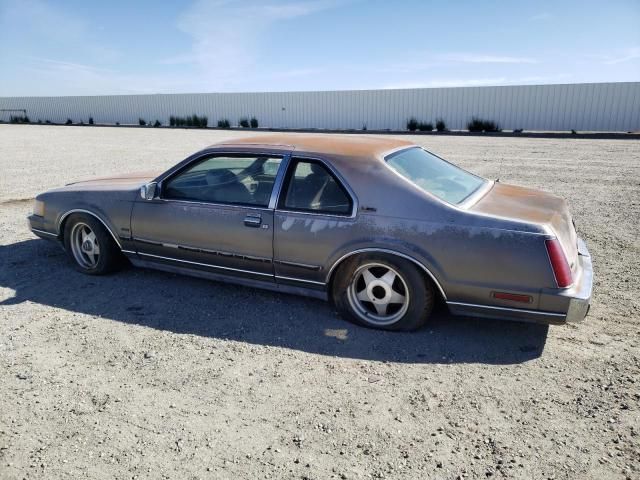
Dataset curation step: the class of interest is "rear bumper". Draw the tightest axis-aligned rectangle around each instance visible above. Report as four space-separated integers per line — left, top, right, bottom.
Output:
560 237 593 322
447 237 593 325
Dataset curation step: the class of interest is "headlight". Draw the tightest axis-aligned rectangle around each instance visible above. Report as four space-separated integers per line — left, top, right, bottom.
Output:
33 199 45 217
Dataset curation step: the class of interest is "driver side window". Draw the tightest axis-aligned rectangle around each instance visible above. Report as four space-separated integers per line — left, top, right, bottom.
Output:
163 155 282 207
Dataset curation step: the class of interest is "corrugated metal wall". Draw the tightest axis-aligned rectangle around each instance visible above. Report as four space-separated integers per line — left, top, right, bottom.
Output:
1 82 639 132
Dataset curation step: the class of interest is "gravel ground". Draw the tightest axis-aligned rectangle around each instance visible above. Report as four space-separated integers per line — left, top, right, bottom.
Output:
1 124 639 480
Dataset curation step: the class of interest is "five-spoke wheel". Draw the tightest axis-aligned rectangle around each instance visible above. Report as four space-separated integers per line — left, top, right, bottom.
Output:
70 222 101 269
347 263 410 326
332 254 435 331
63 213 122 275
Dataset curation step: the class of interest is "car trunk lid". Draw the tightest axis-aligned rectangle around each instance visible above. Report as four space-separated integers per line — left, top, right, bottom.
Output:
471 182 579 275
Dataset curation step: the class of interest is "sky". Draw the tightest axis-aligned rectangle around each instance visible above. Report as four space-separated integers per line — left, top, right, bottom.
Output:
0 0 639 96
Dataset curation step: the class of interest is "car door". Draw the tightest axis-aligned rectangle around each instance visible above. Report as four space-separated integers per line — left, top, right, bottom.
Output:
273 156 357 288
131 152 286 281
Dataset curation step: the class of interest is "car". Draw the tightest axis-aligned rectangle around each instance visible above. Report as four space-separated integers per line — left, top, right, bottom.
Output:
28 134 593 331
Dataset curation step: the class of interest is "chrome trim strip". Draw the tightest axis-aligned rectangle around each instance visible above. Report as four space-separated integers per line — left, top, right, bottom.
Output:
121 249 137 255
153 198 273 212
275 275 326 286
31 228 58 238
57 209 123 248
325 248 447 300
132 237 272 263
275 208 357 220
275 260 322 271
446 301 566 318
137 251 273 277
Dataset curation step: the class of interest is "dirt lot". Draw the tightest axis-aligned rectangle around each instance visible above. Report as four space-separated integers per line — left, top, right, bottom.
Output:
1 124 639 480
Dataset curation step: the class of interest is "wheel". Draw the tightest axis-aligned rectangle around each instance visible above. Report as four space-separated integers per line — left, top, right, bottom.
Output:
331 254 434 331
63 213 122 275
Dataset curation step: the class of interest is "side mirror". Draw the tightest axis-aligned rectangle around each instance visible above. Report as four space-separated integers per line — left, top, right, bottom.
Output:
140 182 158 200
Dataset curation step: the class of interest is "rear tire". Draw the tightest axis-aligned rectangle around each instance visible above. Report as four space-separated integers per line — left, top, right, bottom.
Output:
63 213 122 275
331 254 434 331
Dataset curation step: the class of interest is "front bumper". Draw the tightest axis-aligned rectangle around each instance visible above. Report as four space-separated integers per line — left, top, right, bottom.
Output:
28 214 60 241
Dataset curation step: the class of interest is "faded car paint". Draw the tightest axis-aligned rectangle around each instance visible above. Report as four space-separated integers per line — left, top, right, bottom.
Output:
29 134 593 325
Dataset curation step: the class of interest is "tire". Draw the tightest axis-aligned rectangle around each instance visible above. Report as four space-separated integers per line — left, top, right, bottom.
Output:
331 254 434 331
63 213 122 275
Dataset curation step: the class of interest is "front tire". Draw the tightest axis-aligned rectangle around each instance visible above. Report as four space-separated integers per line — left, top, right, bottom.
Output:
331 254 434 331
63 213 122 275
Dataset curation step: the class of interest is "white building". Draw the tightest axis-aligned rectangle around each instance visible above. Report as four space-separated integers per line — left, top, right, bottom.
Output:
1 82 638 132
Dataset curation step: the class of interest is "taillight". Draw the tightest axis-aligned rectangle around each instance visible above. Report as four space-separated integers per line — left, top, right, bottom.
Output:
545 238 572 288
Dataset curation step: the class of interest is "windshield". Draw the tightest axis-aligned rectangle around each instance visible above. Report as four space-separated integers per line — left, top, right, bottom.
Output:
386 147 486 205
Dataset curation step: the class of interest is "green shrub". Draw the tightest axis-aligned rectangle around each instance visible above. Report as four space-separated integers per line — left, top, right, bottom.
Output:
115 122 120 126
239 117 250 128
45 120 51 124
250 117 259 128
65 118 72 125
153 120 162 127
436 118 446 132
170 114 207 128
482 119 500 132
417 122 433 132
139 118 146 126
362 123 367 131
406 117 418 131
513 128 523 133
467 117 501 132
10 115 30 124
88 117 94 125
217 119 230 128
571 129 577 134
467 117 484 132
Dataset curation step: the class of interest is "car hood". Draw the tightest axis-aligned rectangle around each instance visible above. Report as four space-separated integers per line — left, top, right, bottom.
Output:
471 182 579 272
60 171 161 191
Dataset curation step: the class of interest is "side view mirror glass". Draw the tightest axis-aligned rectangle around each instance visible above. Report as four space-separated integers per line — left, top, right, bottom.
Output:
140 182 158 200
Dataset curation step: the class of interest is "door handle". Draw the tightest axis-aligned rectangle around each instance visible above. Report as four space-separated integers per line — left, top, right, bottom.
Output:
244 215 262 228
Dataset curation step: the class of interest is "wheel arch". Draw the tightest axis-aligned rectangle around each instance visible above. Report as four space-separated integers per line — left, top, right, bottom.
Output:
326 248 447 301
57 209 123 249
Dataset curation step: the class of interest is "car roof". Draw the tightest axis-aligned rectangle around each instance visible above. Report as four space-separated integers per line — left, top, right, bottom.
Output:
211 134 415 158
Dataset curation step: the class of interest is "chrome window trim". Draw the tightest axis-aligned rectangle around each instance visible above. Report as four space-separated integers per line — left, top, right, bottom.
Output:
326 248 447 300
153 198 274 212
156 150 288 210
275 154 359 219
137 252 273 277
57 209 123 248
121 249 137 255
268 155 291 209
383 146 490 210
31 227 58 238
447 301 566 318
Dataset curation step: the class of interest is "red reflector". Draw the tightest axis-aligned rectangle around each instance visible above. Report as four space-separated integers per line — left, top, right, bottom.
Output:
492 292 532 303
545 238 573 288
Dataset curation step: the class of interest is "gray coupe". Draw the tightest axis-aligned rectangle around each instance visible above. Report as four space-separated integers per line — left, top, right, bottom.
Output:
28 135 592 330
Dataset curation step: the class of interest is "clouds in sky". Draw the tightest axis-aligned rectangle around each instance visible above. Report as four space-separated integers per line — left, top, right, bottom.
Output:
0 0 638 96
